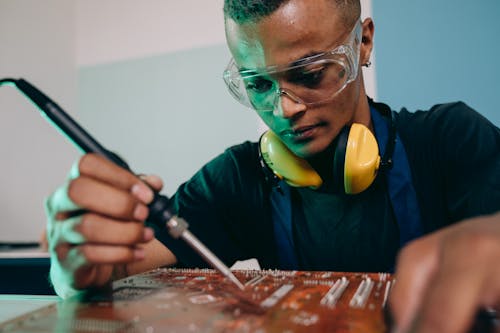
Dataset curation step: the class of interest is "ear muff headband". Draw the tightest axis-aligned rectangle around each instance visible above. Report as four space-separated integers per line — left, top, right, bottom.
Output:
332 126 349 192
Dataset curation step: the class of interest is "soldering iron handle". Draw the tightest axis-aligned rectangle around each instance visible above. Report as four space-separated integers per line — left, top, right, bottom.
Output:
14 79 132 169
147 192 175 225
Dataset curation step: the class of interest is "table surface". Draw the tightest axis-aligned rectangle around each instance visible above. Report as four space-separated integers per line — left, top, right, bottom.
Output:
0 295 59 323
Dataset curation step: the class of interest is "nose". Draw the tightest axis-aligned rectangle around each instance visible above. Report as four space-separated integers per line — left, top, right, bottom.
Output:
273 89 307 118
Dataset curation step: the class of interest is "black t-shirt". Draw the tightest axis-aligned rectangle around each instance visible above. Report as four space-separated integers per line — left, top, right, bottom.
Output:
149 100 500 272
293 176 398 272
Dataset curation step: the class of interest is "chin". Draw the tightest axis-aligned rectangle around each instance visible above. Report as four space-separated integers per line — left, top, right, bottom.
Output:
290 139 330 159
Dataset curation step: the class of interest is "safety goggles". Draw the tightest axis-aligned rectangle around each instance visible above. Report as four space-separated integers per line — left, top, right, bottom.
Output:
223 20 362 112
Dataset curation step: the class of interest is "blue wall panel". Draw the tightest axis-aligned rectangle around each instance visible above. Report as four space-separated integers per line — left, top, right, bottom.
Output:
373 1 499 126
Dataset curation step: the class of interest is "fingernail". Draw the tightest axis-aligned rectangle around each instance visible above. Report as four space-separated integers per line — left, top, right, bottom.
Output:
131 183 154 204
143 227 154 241
134 248 145 260
133 204 149 220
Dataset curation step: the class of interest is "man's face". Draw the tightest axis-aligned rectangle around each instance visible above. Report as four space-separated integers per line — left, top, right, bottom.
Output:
226 0 369 158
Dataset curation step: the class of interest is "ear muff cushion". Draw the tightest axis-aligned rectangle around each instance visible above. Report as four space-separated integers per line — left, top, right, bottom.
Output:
344 123 381 194
333 126 349 193
260 131 323 188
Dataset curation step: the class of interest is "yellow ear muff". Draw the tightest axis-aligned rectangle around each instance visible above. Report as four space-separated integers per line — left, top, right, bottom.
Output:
259 125 381 193
343 123 381 194
259 131 323 189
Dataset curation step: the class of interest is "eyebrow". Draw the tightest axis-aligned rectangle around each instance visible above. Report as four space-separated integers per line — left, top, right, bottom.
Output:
238 50 325 73
290 51 325 67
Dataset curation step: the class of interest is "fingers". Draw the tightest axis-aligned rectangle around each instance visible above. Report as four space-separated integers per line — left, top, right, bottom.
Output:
54 214 154 246
61 244 146 266
409 264 481 333
52 155 164 221
138 174 164 192
78 154 140 191
48 154 159 222
75 213 155 245
45 153 167 294
50 213 155 293
55 244 142 290
409 231 500 333
389 236 440 332
78 154 161 203
392 213 500 333
68 176 149 221
72 265 111 289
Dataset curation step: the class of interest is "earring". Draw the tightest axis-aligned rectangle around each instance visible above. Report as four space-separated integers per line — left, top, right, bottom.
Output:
362 61 372 68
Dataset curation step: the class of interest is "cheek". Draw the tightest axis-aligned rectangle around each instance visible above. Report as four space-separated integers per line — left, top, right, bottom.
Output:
256 111 275 129
329 78 363 122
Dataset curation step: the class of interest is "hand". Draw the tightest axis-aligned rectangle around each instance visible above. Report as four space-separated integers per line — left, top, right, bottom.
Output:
389 212 500 333
45 153 163 298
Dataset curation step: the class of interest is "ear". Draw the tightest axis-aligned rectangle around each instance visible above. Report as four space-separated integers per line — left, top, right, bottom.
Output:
360 18 375 66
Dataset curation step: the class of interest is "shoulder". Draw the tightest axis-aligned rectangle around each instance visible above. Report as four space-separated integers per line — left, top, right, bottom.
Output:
202 141 261 181
388 102 498 153
393 101 499 182
372 99 499 177
220 140 260 165
371 100 499 226
175 140 264 202
395 101 497 139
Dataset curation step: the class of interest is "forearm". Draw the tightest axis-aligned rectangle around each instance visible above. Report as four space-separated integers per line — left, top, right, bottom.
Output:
124 238 177 277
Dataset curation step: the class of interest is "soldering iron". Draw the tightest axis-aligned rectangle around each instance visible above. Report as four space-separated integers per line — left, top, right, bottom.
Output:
0 77 245 291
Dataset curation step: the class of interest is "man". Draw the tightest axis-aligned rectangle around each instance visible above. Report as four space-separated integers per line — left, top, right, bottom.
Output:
45 1 499 332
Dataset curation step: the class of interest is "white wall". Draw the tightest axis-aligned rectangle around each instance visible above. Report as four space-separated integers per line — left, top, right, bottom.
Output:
0 0 375 242
0 0 78 242
75 0 374 94
360 0 376 99
76 0 226 67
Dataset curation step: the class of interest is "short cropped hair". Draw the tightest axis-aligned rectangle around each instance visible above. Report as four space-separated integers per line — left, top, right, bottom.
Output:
223 0 361 27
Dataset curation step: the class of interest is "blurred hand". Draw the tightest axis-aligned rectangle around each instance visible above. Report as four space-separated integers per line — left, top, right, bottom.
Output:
45 153 168 298
389 212 500 333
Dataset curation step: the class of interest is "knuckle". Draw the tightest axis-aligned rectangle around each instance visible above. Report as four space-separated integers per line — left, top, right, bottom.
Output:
127 224 144 243
115 223 142 245
77 245 94 262
395 237 440 277
67 178 84 204
77 154 90 174
55 244 69 262
78 153 98 175
444 230 499 258
119 196 141 217
75 214 93 238
397 238 427 264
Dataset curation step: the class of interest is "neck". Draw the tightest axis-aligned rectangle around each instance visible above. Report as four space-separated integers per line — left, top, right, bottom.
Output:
307 143 337 193
352 78 373 132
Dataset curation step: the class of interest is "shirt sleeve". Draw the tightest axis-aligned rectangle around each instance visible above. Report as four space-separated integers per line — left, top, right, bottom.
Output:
146 141 277 268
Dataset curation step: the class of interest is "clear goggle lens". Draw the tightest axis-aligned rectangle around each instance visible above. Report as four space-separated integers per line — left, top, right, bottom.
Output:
223 20 362 112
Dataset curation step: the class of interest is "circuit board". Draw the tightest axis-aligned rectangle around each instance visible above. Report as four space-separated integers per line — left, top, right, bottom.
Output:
0 268 393 332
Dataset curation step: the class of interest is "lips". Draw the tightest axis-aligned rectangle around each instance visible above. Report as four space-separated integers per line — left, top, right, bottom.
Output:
280 123 322 139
